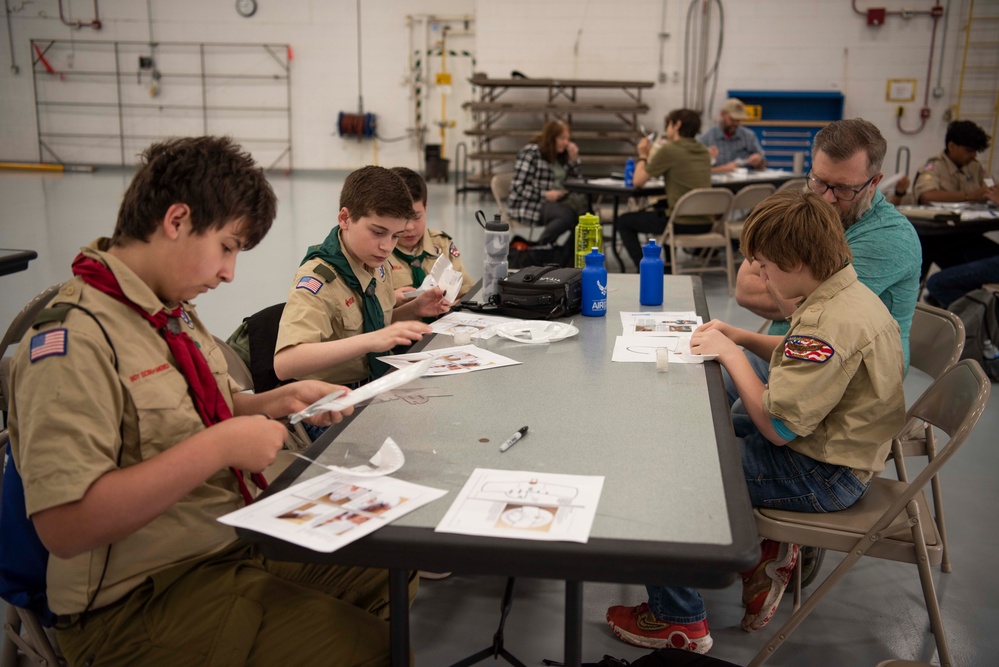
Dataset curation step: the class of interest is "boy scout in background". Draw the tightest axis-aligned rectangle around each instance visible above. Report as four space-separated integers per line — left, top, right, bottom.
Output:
387 166 476 302
913 120 999 275
273 165 450 387
607 189 905 654
8 136 403 665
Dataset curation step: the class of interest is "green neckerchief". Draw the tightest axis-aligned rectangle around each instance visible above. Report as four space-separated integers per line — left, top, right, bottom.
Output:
392 246 432 286
301 226 390 378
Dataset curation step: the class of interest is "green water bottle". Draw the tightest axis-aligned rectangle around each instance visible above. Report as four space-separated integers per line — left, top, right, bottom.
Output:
574 212 602 269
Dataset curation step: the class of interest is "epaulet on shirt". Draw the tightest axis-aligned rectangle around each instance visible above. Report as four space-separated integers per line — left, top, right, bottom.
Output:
314 264 336 283
431 230 452 241
33 304 72 326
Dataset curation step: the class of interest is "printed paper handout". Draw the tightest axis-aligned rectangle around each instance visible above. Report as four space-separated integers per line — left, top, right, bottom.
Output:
435 468 604 543
429 311 518 340
620 311 702 335
611 335 718 364
378 344 520 376
219 471 446 553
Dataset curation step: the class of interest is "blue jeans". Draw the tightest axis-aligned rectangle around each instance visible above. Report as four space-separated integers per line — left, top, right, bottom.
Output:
645 384 870 623
926 254 999 307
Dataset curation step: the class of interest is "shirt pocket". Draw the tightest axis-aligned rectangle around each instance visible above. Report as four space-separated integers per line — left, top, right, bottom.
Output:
332 302 364 339
128 366 201 461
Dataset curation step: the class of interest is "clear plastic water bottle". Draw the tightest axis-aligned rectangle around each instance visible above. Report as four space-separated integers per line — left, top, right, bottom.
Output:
639 240 664 305
574 212 603 269
624 157 635 188
481 212 509 303
582 247 607 317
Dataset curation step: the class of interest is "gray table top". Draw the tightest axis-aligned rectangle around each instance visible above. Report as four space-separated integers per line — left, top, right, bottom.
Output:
244 275 759 588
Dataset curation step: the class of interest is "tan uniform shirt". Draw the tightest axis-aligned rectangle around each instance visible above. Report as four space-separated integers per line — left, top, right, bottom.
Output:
913 151 988 201
275 229 396 385
387 229 476 298
764 264 906 483
8 239 242 615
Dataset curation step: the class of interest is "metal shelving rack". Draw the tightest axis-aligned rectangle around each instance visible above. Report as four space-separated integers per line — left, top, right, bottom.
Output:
30 39 292 170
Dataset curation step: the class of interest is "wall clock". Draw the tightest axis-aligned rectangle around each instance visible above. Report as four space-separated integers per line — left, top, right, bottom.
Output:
235 0 257 18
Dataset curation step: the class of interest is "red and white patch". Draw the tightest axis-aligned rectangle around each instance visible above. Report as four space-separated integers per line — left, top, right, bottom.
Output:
922 162 934 172
449 243 461 258
296 276 323 294
29 329 67 362
784 335 834 363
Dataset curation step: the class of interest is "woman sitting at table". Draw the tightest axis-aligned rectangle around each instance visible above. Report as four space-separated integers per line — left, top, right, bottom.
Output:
507 119 588 248
617 108 713 272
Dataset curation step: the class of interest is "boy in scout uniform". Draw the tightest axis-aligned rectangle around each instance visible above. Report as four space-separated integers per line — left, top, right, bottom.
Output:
607 189 905 654
387 166 475 301
913 120 999 274
273 166 451 387
8 137 404 665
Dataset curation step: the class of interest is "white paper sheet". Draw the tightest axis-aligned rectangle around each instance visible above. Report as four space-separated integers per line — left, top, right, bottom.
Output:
619 311 702 335
378 344 521 376
435 468 604 543
219 471 446 553
429 311 519 340
611 335 717 364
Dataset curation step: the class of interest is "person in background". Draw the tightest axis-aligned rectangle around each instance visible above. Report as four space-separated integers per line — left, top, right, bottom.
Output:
616 108 713 272
387 166 475 302
7 136 404 665
507 119 588 246
274 166 449 389
912 120 999 277
925 255 999 308
699 98 766 174
606 190 905 654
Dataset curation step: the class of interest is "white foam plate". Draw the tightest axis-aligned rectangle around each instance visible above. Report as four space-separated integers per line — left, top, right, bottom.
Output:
493 320 579 344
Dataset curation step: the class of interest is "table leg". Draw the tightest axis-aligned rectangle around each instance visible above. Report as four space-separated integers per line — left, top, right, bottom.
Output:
610 198 625 272
389 568 410 667
564 580 583 667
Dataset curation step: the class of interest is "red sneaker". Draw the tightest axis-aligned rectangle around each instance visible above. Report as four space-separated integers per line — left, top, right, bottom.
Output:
741 539 798 632
605 603 713 653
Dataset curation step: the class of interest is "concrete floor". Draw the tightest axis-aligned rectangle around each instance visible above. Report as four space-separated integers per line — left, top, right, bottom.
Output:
1 168 996 666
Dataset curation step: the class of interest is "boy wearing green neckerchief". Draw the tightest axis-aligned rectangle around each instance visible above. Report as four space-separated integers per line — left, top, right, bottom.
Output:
274 166 451 386
387 167 476 303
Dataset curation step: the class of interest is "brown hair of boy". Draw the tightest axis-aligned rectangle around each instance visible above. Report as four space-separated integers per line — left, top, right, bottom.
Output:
113 135 276 249
340 165 417 221
389 166 428 206
741 189 853 282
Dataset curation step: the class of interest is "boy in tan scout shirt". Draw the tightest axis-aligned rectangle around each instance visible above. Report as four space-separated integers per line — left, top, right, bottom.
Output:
274 166 450 387
607 189 906 654
8 137 402 665
387 166 475 302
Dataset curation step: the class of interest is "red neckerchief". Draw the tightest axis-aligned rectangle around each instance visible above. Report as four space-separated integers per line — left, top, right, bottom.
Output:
72 254 265 504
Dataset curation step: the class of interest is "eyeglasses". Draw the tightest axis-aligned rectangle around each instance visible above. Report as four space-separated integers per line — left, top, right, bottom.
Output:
806 172 877 201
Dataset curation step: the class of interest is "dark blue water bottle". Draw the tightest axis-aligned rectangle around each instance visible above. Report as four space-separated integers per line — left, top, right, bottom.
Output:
623 158 635 188
582 247 607 317
639 240 664 306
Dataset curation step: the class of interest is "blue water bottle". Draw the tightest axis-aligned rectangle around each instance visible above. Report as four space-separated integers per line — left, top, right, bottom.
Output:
582 247 607 317
623 158 635 188
639 240 664 305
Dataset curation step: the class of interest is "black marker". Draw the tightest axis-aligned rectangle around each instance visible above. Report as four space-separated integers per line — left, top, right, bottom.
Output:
499 426 529 453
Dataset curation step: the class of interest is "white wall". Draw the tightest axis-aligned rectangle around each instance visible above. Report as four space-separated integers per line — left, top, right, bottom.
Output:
0 0 977 174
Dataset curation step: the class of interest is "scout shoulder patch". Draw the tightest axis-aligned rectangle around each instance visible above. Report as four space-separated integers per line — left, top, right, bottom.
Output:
923 162 934 171
296 275 323 294
449 243 460 258
784 335 834 363
30 328 67 362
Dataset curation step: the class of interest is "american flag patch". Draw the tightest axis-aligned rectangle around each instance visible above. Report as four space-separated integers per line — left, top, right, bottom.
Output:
784 335 834 363
296 276 323 294
29 328 67 362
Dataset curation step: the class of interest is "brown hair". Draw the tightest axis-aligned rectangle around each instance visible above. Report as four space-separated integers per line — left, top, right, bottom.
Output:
340 165 417 221
811 118 887 177
741 189 852 282
113 136 276 249
665 109 702 138
389 166 428 206
531 119 571 164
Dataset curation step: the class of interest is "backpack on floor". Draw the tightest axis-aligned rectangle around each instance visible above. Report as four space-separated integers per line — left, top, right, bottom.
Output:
948 287 999 381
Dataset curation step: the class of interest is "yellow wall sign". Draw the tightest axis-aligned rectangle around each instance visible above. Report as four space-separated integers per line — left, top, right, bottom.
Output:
886 79 917 102
436 72 452 85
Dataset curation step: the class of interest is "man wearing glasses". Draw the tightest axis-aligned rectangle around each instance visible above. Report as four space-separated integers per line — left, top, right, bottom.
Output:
731 118 920 585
